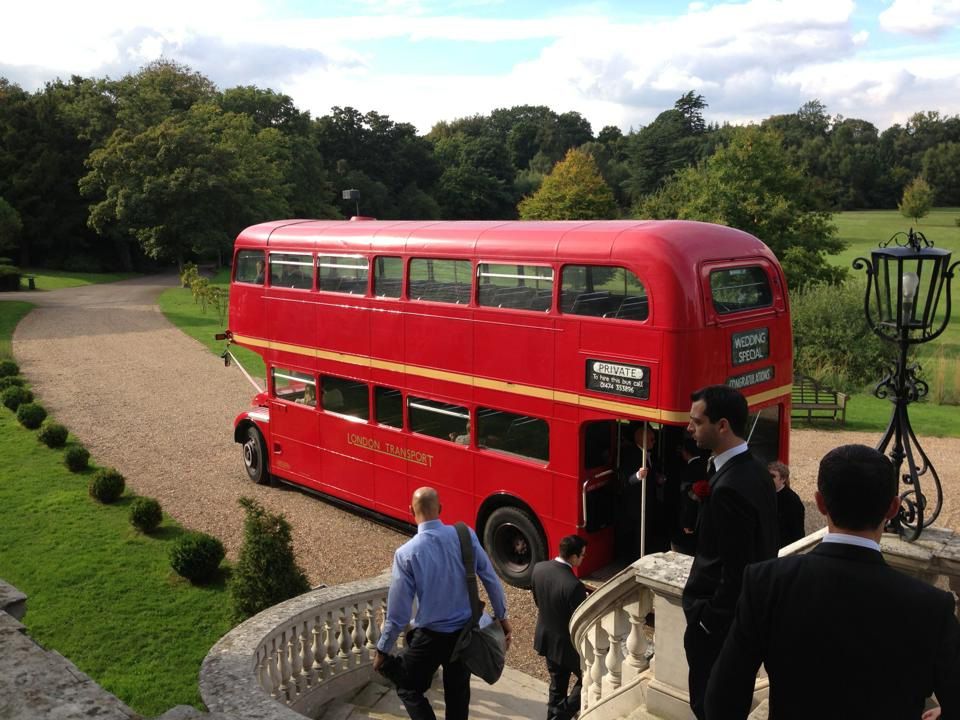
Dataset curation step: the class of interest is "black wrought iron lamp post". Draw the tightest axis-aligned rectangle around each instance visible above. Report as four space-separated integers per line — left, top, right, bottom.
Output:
853 229 958 541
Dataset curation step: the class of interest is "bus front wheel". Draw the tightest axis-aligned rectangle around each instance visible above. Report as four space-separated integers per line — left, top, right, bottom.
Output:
483 507 546 589
243 427 269 485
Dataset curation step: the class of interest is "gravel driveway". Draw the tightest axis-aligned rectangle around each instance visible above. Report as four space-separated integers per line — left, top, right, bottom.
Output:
6 274 959 681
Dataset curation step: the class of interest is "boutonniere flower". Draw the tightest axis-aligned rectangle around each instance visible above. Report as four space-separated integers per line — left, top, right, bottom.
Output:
692 480 712 500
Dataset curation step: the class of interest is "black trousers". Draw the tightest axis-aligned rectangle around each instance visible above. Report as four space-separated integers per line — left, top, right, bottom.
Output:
683 621 726 720
392 627 471 720
545 657 582 720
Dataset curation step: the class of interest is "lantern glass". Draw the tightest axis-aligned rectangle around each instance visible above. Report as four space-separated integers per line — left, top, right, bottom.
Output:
871 246 951 341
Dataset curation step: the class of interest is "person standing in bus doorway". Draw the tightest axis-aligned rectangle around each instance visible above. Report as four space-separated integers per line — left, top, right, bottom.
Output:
681 385 778 720
532 535 589 720
619 423 669 559
373 487 513 720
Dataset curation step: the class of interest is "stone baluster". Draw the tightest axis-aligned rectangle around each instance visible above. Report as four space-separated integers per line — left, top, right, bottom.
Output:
300 620 314 690
622 592 652 682
337 607 351 671
579 633 596 712
601 607 629 694
365 599 380 656
588 623 609 705
324 610 338 678
308 615 324 685
266 636 283 700
351 605 365 666
288 624 304 698
276 631 292 702
256 645 273 699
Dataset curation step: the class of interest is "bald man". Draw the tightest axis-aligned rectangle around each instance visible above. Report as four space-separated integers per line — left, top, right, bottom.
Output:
374 487 512 720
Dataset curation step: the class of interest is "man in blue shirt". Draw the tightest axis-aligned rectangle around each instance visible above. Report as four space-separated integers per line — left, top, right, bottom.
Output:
374 486 512 720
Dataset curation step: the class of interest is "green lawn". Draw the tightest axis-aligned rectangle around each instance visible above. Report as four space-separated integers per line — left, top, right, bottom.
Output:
0 300 233 715
157 268 265 380
20 268 140 291
0 301 33 359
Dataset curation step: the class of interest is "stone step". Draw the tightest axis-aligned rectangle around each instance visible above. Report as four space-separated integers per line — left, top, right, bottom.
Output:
317 667 548 720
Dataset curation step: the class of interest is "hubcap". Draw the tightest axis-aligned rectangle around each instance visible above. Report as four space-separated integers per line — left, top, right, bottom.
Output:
493 522 530 574
243 439 258 469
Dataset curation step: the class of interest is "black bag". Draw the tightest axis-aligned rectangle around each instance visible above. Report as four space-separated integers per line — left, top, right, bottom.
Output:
450 522 506 685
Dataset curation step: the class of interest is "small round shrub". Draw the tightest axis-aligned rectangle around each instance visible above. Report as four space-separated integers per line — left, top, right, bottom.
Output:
170 533 225 584
0 375 24 390
0 359 18 377
88 467 125 503
16 402 46 429
37 420 69 448
2 385 32 411
130 497 163 533
64 445 90 472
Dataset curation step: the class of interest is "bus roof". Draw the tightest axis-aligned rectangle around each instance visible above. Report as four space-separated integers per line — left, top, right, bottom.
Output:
235 219 775 271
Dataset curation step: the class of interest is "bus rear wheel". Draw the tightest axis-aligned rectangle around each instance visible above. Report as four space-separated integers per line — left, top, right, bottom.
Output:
242 427 269 485
483 507 545 589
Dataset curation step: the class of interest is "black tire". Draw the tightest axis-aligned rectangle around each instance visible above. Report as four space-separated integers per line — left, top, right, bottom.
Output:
482 506 546 589
242 426 269 485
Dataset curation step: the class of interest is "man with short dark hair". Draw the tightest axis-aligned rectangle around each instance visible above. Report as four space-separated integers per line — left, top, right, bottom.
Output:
374 487 512 720
682 385 778 720
705 444 960 719
532 535 589 720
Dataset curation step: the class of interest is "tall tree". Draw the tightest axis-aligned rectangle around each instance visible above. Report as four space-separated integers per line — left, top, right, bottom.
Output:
518 148 617 220
921 142 960 206
0 197 22 256
898 176 934 223
639 127 844 290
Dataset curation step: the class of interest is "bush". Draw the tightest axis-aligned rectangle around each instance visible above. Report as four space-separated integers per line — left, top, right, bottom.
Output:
791 277 894 392
16 402 46 429
170 532 225 584
130 497 163 533
64 445 91 472
0 359 18 377
0 265 20 292
37 420 68 448
230 497 310 621
1 385 31 411
88 467 125 503
0 375 25 390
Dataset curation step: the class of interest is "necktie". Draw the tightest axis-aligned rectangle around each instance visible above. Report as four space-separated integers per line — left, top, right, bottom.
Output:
706 458 716 479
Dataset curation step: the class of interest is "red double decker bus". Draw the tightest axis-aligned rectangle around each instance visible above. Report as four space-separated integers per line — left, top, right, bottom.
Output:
225 219 792 586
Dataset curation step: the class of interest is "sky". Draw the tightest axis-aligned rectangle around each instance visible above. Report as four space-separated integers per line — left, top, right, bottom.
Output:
3 0 960 135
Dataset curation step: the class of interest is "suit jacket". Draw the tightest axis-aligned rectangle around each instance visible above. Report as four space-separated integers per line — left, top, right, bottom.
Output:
775 486 805 548
682 450 778 634
532 559 588 670
705 541 960 719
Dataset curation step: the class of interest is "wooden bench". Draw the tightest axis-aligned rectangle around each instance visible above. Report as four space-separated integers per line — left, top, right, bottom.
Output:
791 373 848 424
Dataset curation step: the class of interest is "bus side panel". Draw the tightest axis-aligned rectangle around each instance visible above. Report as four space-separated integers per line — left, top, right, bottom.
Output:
229 282 266 346
472 311 556 389
405 306 473 378
578 321 664 412
369 299 405 366
315 296 370 358
404 434 474 527
316 414 374 504
368 424 410 520
265 293 318 369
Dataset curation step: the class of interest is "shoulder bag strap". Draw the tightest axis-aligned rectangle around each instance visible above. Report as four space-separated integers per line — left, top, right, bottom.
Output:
454 522 482 627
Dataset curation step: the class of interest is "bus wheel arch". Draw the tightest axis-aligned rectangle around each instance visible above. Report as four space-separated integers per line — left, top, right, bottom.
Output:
238 422 270 485
478 496 547 589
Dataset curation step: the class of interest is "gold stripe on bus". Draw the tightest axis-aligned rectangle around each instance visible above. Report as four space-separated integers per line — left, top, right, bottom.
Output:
232 333 789 422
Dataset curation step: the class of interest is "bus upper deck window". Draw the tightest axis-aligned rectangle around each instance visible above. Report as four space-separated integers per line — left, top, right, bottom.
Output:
318 255 369 294
374 256 403 298
560 265 649 321
477 263 553 311
409 258 472 304
235 250 265 284
270 253 313 290
710 266 773 314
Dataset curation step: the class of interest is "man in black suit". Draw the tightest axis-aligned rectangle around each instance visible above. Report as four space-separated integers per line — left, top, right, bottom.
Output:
706 444 960 719
532 535 589 720
682 385 778 720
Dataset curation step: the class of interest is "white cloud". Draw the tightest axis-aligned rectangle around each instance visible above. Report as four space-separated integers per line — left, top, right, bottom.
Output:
879 0 960 37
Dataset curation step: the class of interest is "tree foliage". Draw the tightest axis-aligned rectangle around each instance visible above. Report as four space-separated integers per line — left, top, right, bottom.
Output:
0 197 22 254
898 176 934 223
639 127 845 290
518 148 617 220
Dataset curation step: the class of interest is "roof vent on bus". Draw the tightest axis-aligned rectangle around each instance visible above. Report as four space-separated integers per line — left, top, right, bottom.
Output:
349 216 377 221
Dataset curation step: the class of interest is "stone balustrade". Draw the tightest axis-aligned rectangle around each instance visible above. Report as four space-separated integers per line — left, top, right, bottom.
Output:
200 572 394 720
569 526 960 720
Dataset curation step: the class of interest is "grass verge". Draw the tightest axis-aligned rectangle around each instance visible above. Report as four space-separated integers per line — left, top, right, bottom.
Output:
0 300 233 715
157 268 265 380
0 301 33 359
20 268 140 291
